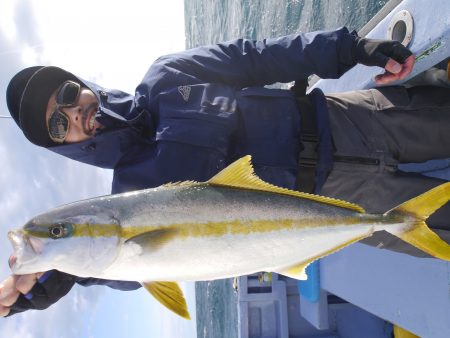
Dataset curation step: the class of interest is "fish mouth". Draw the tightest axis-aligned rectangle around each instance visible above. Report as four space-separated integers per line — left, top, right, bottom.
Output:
8 230 41 272
8 255 17 269
8 230 24 253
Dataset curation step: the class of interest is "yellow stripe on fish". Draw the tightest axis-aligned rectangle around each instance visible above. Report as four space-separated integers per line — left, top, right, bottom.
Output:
66 216 379 241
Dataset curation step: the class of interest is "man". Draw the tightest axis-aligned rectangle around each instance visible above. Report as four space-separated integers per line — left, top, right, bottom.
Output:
1 27 449 317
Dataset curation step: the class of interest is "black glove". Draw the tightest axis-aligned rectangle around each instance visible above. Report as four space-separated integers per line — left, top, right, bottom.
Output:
352 37 412 69
6 270 77 316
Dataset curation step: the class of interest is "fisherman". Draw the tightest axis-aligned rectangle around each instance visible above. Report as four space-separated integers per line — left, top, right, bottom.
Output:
2 27 450 317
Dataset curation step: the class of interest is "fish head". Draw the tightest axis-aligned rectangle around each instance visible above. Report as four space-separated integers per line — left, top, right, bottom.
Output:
9 209 121 278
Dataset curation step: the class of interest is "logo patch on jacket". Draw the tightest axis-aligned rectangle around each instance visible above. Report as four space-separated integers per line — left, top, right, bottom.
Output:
178 86 191 102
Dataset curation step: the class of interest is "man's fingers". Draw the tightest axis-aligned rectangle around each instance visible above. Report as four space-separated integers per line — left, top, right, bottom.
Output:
15 274 39 295
0 277 20 307
0 273 41 310
385 59 402 74
0 304 10 317
374 71 397 85
396 55 415 77
385 55 414 76
375 54 415 85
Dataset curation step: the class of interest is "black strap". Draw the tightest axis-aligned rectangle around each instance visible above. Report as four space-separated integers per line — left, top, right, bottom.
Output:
296 95 318 193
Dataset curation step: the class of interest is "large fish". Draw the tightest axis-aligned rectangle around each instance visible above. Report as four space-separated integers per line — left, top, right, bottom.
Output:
8 156 450 319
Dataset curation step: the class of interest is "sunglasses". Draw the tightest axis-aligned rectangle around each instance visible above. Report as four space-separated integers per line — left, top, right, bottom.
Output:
47 81 81 143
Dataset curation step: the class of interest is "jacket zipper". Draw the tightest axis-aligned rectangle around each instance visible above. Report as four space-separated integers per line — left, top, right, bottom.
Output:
333 155 380 165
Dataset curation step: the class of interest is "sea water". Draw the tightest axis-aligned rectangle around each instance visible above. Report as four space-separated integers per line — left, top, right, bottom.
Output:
185 1 389 337
185 0 389 48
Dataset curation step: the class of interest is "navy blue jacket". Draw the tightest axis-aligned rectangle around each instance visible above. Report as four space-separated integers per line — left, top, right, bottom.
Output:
48 27 357 290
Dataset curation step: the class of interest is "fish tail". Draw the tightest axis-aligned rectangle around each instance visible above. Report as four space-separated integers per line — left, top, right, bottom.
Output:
386 182 450 260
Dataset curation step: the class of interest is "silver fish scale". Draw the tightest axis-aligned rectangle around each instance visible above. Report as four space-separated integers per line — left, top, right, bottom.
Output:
100 184 365 228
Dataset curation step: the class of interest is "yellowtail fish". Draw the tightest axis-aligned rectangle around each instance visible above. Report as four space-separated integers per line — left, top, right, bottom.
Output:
8 156 450 319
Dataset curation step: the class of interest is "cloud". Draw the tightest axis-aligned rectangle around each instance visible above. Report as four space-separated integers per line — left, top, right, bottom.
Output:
0 125 112 338
0 0 187 337
0 0 17 42
0 4 113 336
0 285 105 338
13 0 41 47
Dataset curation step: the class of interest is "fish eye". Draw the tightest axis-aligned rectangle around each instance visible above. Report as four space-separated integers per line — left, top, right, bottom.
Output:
48 222 73 239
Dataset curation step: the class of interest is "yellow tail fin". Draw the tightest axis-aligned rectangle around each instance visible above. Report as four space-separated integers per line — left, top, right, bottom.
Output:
388 182 450 260
393 325 420 338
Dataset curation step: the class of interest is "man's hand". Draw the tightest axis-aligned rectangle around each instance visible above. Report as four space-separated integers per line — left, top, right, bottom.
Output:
1 255 77 317
352 37 415 85
374 54 415 85
0 273 42 317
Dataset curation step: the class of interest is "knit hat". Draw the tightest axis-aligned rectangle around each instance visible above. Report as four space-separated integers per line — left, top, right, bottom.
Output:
6 66 78 147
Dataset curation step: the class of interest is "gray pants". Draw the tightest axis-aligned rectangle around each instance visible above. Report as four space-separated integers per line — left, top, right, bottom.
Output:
321 86 450 257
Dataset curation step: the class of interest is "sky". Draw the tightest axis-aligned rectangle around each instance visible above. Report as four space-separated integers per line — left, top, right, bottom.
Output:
0 0 197 337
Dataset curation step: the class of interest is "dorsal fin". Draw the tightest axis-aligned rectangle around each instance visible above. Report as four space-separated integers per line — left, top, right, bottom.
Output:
208 156 365 213
161 181 199 188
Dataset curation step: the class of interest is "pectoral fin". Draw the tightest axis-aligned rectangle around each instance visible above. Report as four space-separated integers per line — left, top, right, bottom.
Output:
143 281 191 320
125 228 178 252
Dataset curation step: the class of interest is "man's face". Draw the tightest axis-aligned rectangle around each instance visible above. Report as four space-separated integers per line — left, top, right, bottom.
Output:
45 85 102 143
